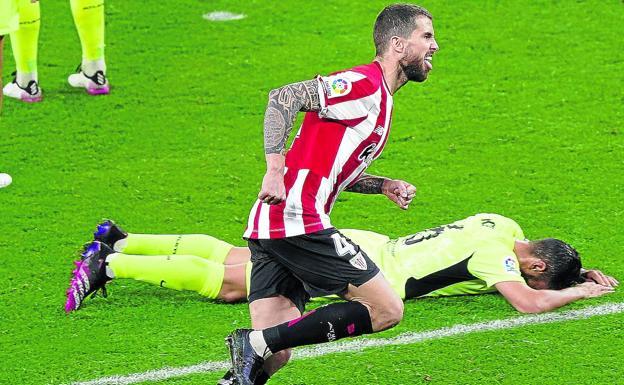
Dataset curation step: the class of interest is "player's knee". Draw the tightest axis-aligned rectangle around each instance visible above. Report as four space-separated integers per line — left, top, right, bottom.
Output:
372 297 404 331
385 297 404 327
220 290 245 303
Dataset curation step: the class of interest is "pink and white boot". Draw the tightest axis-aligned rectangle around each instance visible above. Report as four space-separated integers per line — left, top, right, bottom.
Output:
68 65 110 95
3 77 43 103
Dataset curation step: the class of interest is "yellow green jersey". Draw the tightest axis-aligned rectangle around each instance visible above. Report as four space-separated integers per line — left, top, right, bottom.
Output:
342 213 527 299
0 0 19 35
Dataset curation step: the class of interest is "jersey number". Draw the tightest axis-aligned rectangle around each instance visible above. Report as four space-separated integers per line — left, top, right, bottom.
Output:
403 224 464 246
331 233 357 256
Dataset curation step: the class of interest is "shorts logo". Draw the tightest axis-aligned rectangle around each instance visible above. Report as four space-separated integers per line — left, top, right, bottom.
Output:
504 256 519 274
349 252 368 271
327 322 336 342
325 76 352 99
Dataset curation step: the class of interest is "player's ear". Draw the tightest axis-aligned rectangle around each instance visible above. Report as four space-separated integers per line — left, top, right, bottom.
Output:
389 35 405 55
531 259 547 273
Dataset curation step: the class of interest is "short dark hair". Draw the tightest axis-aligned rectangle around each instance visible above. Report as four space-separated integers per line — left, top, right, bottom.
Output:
373 4 433 56
530 238 583 290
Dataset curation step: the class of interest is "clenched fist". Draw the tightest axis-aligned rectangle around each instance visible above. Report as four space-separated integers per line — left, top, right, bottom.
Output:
382 179 416 210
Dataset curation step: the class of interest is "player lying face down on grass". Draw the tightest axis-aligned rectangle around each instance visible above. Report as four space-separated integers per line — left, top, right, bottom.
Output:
65 213 617 315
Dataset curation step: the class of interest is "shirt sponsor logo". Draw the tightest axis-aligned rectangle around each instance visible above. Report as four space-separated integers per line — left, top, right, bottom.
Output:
358 143 377 163
349 252 368 270
504 256 519 274
325 76 352 98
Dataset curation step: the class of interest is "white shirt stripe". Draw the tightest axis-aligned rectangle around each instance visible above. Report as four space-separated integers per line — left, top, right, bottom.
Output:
320 89 380 121
315 177 333 228
257 203 270 239
243 201 260 238
337 71 367 82
283 169 309 237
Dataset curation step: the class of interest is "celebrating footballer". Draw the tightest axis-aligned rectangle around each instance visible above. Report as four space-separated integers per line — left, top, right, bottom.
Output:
229 4 439 384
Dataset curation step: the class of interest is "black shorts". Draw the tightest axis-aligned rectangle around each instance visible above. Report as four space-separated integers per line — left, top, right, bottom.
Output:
247 228 380 313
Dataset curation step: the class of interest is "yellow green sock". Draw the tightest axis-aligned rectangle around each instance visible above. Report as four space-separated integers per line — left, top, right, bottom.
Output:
10 0 40 84
116 233 234 264
107 253 225 298
70 0 105 73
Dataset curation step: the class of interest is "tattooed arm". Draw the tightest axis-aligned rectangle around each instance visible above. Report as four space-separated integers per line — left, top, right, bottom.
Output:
258 79 321 205
264 79 321 155
345 174 388 194
347 173 418 210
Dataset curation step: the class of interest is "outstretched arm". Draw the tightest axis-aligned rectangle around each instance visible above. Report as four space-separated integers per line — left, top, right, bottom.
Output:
346 173 417 210
495 281 614 314
259 79 321 205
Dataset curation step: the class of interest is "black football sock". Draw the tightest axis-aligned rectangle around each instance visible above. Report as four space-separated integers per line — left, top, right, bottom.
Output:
262 301 373 353
254 370 270 385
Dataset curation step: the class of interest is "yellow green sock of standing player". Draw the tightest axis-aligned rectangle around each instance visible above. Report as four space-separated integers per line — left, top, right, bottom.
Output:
9 0 40 85
106 253 226 298
70 0 105 74
115 233 234 264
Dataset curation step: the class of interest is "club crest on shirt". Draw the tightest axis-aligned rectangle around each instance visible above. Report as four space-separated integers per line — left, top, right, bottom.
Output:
324 76 352 99
503 256 520 274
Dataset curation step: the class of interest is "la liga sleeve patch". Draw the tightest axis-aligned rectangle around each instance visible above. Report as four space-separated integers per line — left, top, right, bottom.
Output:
322 75 353 99
503 256 521 275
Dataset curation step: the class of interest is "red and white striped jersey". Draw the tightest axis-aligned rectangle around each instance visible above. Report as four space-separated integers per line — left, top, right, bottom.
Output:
244 61 394 239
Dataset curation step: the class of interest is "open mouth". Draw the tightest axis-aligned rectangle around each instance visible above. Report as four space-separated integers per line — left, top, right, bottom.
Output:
424 53 433 70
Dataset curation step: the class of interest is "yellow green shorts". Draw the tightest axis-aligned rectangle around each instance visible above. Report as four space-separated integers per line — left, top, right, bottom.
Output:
0 0 19 36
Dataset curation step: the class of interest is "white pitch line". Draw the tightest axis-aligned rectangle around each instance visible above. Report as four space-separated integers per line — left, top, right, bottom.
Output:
68 302 624 385
203 11 246 21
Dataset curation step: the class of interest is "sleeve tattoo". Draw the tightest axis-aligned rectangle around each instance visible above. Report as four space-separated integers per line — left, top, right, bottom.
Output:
345 173 388 194
264 79 321 154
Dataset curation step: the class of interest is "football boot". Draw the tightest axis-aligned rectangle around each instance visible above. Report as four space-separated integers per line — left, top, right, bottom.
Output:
2 73 42 103
68 65 110 95
64 241 113 313
226 329 265 385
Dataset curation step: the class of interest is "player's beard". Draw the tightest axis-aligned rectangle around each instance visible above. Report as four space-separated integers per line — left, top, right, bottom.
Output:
400 58 428 83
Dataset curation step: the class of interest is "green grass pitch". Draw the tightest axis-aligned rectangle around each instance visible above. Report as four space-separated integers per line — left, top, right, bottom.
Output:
1 1 623 384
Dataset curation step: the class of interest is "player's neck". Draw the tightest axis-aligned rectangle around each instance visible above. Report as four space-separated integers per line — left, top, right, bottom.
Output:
514 240 532 262
374 57 407 95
